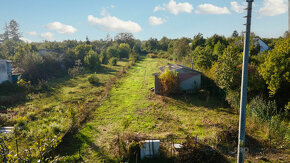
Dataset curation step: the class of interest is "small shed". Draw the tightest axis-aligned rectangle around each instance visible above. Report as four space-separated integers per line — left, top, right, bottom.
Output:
0 59 12 84
153 64 201 94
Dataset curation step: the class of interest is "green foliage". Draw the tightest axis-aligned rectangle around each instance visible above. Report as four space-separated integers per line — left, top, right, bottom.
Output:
114 32 135 48
108 57 118 66
8 20 22 41
88 74 100 85
143 38 159 53
225 90 240 109
259 37 290 96
17 79 32 92
157 51 169 58
73 44 93 61
191 33 205 50
213 41 226 57
18 52 44 82
172 37 190 61
205 34 228 48
84 50 99 70
210 45 242 90
118 43 131 58
158 68 179 95
146 53 157 58
191 45 214 70
159 36 169 51
248 97 289 143
106 46 119 58
68 59 84 78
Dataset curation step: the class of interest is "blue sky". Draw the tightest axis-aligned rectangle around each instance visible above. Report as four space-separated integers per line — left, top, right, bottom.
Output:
0 0 288 42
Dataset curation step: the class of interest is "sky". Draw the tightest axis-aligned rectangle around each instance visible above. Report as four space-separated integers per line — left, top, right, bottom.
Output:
0 0 288 42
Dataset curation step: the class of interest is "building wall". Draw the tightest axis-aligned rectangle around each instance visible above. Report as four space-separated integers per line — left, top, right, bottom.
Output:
179 74 201 91
0 60 9 83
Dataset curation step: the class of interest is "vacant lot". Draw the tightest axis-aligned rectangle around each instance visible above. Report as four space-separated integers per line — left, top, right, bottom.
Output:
1 59 129 155
61 58 280 162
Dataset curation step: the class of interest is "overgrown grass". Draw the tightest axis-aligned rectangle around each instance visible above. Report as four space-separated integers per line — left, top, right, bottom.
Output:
61 58 273 162
1 59 129 158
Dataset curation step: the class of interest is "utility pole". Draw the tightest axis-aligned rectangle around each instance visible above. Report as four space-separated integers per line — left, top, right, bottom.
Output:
237 0 253 163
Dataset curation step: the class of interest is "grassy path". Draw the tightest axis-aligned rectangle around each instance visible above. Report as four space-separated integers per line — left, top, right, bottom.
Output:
63 58 239 161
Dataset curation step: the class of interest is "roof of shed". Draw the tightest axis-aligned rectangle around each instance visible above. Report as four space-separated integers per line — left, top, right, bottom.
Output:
160 64 200 74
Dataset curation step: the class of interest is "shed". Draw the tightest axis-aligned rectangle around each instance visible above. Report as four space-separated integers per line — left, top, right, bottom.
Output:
153 64 201 94
0 59 12 84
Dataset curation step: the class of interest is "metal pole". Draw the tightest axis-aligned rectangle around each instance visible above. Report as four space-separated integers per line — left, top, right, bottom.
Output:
237 0 253 163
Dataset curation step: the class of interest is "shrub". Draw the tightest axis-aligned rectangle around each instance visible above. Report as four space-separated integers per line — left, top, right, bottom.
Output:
68 59 83 78
248 96 289 143
84 50 100 70
225 90 240 109
109 57 118 66
17 79 32 92
157 51 169 58
88 74 99 85
147 53 157 58
158 68 179 95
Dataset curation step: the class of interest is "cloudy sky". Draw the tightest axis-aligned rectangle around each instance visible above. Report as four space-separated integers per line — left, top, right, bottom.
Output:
0 0 288 42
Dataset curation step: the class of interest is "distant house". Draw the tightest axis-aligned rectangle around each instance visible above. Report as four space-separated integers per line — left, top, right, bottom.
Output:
254 37 270 53
0 59 12 84
153 64 201 94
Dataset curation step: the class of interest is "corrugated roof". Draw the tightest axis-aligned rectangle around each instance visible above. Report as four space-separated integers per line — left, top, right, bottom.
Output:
160 64 200 74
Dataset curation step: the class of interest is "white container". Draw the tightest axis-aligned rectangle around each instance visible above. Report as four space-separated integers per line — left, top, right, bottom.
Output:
140 140 160 160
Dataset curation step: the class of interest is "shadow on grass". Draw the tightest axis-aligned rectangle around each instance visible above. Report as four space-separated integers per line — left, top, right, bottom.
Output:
216 126 265 157
164 74 235 114
56 130 114 162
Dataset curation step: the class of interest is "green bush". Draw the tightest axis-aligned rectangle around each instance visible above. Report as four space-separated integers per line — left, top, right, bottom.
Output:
84 50 100 70
88 74 99 85
157 51 169 58
158 68 179 95
225 90 240 109
68 59 84 78
108 57 117 66
248 96 289 143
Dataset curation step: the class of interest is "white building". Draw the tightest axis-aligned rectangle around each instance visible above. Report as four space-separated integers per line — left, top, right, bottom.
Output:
0 59 12 84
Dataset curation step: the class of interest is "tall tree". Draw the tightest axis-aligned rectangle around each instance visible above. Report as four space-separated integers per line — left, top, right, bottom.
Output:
191 33 205 50
114 32 135 48
8 19 22 41
172 37 190 61
259 37 290 96
0 23 10 41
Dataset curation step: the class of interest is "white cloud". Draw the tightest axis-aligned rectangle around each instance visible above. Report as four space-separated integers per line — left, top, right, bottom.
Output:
20 37 32 43
88 15 142 33
40 32 54 41
196 4 230 15
154 5 165 12
259 0 287 16
154 0 193 15
149 16 166 26
45 22 77 34
27 31 37 36
230 1 245 14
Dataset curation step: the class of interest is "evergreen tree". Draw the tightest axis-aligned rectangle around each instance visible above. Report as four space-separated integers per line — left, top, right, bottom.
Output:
8 19 22 41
